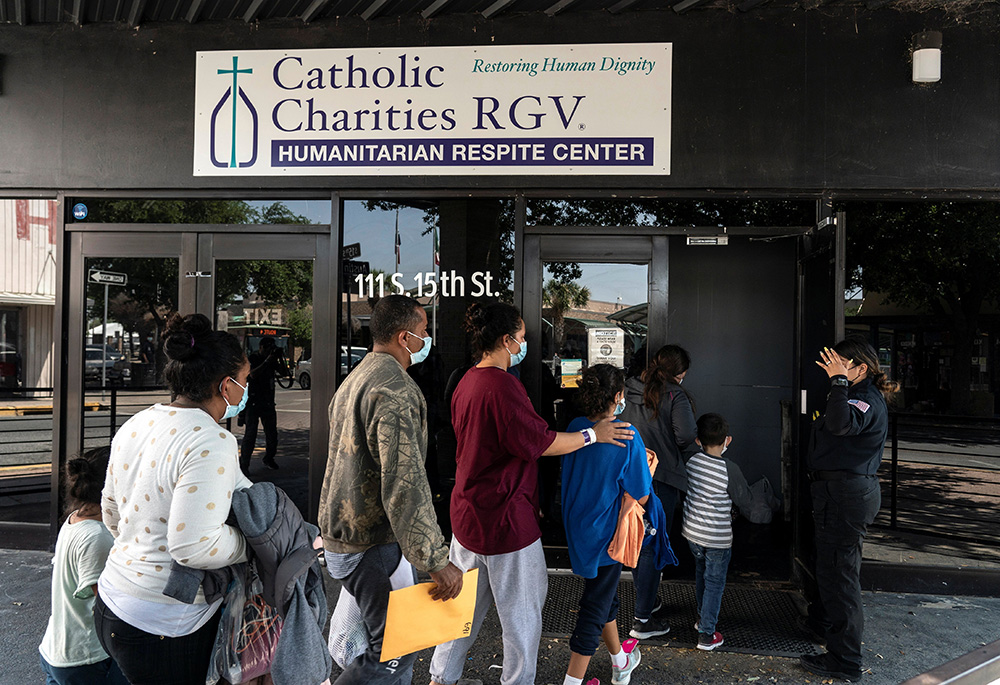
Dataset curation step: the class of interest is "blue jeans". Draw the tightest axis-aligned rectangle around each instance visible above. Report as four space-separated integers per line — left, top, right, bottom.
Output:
631 481 680 620
688 542 731 635
39 653 129 685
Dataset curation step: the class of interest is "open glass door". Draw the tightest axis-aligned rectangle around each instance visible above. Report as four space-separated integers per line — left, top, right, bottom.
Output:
520 228 667 565
793 209 846 587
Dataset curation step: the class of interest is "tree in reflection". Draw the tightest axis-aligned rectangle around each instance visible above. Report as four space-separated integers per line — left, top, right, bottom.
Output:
543 280 591 355
843 201 1000 415
84 201 314 372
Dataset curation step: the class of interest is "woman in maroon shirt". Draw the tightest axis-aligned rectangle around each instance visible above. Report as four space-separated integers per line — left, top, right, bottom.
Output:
429 301 633 685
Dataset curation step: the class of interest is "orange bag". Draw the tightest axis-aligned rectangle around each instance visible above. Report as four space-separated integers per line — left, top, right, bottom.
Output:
645 448 658 478
607 494 645 568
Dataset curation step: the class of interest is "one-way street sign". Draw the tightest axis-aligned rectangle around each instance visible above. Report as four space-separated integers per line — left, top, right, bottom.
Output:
88 269 128 286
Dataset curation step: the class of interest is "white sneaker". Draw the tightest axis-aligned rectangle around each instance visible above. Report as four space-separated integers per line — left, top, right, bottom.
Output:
611 644 641 685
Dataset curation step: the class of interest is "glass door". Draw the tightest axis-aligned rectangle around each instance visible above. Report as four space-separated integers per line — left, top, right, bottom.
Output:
60 231 196 527
197 232 330 521
59 229 332 534
520 229 668 412
520 228 667 565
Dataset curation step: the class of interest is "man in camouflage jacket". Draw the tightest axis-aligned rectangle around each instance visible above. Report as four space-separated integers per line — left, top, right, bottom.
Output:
320 295 463 684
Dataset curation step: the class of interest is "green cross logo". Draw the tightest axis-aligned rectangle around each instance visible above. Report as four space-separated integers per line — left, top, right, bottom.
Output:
218 56 254 168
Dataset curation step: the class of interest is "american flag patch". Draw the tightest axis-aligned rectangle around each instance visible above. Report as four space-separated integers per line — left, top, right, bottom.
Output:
848 399 871 413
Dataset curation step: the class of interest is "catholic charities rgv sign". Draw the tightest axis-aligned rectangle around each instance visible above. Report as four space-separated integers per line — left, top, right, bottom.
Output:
193 43 671 176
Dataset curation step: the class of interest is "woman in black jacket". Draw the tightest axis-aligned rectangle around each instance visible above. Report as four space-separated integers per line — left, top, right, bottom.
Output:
619 344 697 639
799 338 896 682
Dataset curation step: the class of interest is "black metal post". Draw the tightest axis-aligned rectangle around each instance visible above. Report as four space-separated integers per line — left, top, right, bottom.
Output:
109 386 117 443
890 412 898 530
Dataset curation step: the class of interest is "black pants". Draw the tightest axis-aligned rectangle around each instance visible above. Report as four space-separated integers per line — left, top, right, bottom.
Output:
336 543 418 685
240 402 277 470
93 594 221 685
570 562 622 656
810 476 881 672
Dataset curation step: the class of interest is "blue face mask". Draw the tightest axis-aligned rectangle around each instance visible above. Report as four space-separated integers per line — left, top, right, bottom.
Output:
220 377 248 421
507 338 527 367
614 396 627 416
405 331 433 366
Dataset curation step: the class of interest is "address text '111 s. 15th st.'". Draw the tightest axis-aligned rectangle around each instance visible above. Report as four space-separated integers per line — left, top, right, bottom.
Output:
354 271 496 298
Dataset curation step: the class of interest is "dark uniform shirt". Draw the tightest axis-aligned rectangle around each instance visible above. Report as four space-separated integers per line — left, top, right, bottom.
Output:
247 349 285 407
807 377 888 475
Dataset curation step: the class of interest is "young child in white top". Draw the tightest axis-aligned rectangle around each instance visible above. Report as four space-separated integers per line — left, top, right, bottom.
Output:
39 446 129 685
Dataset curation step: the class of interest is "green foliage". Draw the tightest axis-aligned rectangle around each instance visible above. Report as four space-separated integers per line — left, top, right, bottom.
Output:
543 279 591 354
84 199 258 224
543 279 592 312
843 201 1000 414
287 305 313 357
84 201 314 329
844 202 1000 315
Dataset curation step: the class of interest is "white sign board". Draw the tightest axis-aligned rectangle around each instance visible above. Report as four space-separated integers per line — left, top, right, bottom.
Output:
194 43 671 176
588 328 625 368
88 269 128 286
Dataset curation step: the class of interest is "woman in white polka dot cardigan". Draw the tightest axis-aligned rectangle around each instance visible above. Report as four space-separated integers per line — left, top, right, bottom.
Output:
94 312 254 685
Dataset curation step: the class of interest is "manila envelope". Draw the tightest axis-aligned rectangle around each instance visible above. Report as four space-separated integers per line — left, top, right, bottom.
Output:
379 568 479 662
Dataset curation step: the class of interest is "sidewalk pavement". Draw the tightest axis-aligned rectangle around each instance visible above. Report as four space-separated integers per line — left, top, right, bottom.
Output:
3 548 998 685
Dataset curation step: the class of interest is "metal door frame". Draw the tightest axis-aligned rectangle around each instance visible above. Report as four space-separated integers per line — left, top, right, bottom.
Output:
57 225 334 536
60 230 197 528
518 225 669 409
791 205 846 588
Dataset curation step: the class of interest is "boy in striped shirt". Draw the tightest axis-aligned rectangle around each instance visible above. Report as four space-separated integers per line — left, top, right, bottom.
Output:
681 413 753 651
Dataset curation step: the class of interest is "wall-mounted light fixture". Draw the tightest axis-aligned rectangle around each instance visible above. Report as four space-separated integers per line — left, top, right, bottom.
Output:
912 31 942 84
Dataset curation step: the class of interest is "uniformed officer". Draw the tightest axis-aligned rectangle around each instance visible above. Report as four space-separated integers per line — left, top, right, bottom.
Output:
799 338 898 682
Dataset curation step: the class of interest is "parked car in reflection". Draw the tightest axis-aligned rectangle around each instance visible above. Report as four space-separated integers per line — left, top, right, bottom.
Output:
87 344 125 363
294 347 367 390
84 348 131 386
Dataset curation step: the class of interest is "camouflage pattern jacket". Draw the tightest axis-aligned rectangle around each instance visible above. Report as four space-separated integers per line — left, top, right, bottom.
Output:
319 351 450 573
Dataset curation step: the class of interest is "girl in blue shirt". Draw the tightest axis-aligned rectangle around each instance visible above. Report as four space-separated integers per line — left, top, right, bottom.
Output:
561 364 652 685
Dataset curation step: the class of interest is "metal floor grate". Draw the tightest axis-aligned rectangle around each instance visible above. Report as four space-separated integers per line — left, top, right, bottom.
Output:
541 573 823 658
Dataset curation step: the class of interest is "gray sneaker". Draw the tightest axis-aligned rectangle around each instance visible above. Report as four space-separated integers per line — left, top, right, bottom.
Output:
611 645 641 685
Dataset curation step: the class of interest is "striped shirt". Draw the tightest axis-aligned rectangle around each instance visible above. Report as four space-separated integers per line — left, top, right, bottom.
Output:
682 451 752 549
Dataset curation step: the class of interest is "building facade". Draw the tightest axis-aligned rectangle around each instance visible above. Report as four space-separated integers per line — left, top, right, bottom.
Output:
1 2 998 587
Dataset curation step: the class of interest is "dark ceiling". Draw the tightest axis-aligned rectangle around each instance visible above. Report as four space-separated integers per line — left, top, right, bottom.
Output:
0 0 987 26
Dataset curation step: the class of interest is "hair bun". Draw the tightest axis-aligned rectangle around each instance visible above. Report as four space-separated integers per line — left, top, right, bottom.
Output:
66 457 91 478
164 312 213 362
464 302 486 333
